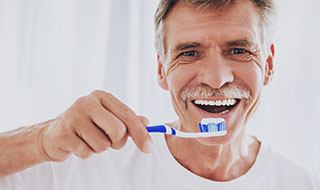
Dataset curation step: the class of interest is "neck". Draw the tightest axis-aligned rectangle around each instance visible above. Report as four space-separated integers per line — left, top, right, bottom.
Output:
165 121 260 181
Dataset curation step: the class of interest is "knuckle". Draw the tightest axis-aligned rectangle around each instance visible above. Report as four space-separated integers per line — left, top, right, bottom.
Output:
84 101 100 114
103 91 112 98
74 96 90 107
55 130 69 141
74 96 100 114
115 124 127 137
109 124 127 143
53 123 72 140
90 90 107 98
60 114 78 131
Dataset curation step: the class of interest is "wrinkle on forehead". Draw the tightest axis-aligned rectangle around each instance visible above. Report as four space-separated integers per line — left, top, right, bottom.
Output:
165 1 261 29
163 1 262 56
167 16 256 32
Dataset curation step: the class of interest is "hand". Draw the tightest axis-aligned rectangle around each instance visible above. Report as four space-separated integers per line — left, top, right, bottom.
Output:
38 90 152 162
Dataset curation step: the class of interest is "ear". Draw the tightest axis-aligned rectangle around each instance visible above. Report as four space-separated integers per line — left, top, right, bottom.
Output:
157 54 169 90
263 44 275 86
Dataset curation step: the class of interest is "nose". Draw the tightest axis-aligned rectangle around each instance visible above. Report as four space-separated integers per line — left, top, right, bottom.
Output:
197 54 234 89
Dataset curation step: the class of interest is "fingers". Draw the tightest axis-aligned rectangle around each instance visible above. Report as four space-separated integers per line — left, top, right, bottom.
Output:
138 115 149 126
73 120 111 153
91 91 153 153
87 105 128 150
88 104 127 146
60 132 94 160
44 90 152 162
78 115 127 150
110 133 128 150
73 139 93 159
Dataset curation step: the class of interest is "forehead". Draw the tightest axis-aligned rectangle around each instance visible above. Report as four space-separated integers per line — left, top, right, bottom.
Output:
164 1 262 52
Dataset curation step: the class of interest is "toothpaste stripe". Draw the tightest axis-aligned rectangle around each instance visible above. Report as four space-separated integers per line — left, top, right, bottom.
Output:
198 120 226 133
199 123 203 132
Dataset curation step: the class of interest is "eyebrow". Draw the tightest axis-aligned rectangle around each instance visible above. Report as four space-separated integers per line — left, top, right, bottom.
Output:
173 42 201 52
226 39 254 47
171 39 256 53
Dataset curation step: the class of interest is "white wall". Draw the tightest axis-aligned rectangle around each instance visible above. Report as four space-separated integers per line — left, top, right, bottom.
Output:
248 0 320 172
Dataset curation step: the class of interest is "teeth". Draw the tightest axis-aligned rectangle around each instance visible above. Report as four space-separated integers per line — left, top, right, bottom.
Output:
222 99 227 106
194 99 237 106
221 109 230 114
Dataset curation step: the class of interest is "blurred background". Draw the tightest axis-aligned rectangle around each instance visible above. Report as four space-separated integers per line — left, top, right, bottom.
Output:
0 0 319 172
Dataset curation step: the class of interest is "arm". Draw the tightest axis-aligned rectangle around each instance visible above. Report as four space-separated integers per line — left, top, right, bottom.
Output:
0 90 152 178
0 121 52 177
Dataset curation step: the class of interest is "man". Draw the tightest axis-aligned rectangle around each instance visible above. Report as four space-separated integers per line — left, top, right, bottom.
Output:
0 0 319 189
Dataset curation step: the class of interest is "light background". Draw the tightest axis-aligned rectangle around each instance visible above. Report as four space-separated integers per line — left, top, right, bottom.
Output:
0 0 319 172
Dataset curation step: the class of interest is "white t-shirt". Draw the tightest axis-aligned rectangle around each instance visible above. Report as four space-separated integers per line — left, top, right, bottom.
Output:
1 134 320 190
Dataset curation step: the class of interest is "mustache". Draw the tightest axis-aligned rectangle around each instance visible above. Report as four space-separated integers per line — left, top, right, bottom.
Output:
180 83 251 101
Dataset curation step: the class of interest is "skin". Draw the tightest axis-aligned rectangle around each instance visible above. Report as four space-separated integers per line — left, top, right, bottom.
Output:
157 1 274 181
0 91 153 177
0 0 274 182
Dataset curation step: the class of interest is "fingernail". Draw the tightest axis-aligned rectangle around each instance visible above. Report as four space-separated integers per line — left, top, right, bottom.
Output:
143 140 153 153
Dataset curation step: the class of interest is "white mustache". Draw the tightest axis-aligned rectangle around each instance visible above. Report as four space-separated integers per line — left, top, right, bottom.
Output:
180 84 251 101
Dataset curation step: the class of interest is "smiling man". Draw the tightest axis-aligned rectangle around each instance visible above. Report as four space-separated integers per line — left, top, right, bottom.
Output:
155 0 273 181
0 0 319 189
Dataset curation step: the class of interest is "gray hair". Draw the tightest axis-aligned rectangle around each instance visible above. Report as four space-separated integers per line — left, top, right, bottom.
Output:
154 0 276 59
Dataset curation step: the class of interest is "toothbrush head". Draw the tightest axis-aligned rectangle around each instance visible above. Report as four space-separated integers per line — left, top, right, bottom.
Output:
198 118 227 136
146 117 227 138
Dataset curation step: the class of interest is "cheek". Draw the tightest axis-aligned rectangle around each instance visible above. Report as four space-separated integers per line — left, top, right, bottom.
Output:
166 64 199 97
235 64 264 95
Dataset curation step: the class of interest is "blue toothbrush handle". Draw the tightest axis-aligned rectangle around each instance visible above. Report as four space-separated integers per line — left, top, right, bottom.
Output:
146 125 176 135
146 125 167 133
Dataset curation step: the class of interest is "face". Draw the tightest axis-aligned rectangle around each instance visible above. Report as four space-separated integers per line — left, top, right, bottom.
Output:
157 1 274 145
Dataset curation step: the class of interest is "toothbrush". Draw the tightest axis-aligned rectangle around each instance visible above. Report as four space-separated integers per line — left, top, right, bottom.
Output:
146 118 227 138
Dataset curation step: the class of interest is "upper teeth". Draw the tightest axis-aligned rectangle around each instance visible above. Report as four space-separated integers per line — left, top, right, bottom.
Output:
194 99 237 106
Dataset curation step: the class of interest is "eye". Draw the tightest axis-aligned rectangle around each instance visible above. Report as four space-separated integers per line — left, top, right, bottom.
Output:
229 48 249 55
173 50 201 64
180 50 199 57
224 47 256 62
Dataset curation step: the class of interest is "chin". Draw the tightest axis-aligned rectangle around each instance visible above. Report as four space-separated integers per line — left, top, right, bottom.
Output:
196 135 230 146
195 128 240 146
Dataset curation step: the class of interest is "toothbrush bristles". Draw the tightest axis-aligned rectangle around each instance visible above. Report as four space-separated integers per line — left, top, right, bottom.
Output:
199 122 226 133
